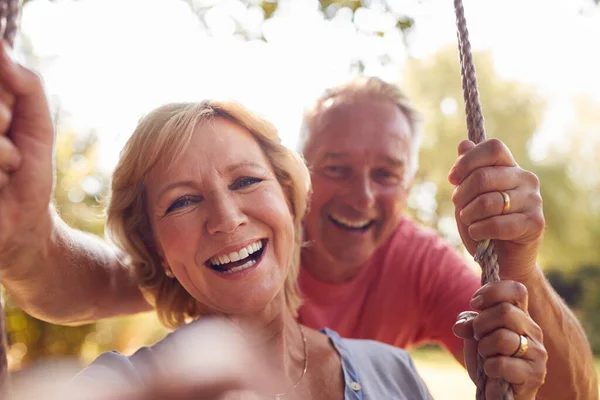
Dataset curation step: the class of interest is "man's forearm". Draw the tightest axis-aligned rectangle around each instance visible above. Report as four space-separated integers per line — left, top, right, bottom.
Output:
0 208 151 325
521 266 598 400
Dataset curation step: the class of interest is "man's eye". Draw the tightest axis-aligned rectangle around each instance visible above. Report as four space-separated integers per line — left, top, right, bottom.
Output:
165 195 202 214
230 176 263 190
323 165 350 179
373 169 401 185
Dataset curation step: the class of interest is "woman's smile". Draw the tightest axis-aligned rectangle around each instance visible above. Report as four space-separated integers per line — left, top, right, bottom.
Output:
205 238 268 278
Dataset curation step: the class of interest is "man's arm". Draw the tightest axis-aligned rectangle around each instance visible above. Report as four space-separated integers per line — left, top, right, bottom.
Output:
513 266 598 400
442 264 598 399
1 206 151 326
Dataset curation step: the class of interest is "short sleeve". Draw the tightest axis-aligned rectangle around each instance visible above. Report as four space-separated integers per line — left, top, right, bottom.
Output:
415 239 481 355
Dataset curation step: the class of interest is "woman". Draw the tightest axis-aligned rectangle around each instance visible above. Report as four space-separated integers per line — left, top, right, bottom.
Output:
65 100 546 399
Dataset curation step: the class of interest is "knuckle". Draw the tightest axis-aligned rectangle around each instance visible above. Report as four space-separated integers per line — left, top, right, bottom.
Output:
530 212 546 234
474 168 493 193
511 281 528 301
481 194 495 214
488 138 505 154
497 301 514 318
523 169 541 188
530 323 544 342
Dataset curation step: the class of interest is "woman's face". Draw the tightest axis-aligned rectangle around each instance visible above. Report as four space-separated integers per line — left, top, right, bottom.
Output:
145 117 295 315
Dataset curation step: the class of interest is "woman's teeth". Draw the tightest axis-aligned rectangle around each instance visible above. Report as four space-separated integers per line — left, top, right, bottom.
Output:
210 240 263 266
222 259 256 274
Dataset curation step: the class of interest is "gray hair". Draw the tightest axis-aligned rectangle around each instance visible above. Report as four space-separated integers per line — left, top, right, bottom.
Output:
298 77 423 178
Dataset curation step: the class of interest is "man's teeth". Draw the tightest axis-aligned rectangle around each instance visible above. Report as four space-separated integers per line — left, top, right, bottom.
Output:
210 240 263 266
330 214 372 229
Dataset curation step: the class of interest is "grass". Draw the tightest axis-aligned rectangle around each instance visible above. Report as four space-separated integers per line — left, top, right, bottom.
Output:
410 348 600 399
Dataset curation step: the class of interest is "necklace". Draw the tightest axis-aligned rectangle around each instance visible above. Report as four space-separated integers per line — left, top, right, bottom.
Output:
273 323 308 399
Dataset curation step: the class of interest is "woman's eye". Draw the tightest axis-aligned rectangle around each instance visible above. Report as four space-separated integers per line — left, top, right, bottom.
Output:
230 176 262 190
165 195 202 214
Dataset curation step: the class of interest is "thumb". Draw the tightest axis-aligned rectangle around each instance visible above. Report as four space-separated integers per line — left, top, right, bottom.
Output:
453 311 479 383
0 40 54 146
457 139 476 156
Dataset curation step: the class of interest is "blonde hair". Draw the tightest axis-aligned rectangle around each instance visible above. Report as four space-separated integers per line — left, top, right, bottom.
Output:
106 101 311 329
299 76 423 177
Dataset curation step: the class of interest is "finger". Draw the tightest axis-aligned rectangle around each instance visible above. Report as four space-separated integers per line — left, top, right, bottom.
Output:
472 281 528 312
449 138 516 185
0 101 10 137
451 166 520 209
462 191 521 228
0 83 14 110
0 169 8 188
0 135 20 170
459 189 522 225
0 41 53 145
472 303 531 341
0 41 33 96
477 328 524 358
484 355 546 396
457 139 476 155
464 338 479 383
467 212 545 245
479 329 547 366
453 311 478 339
485 378 514 400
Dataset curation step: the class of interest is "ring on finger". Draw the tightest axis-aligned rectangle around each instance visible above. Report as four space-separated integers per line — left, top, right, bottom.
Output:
499 191 511 214
511 334 528 358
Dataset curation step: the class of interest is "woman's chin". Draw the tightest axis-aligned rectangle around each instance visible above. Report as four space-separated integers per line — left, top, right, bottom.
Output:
206 289 283 317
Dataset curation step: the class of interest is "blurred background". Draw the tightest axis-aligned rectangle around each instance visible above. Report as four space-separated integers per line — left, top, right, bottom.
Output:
4 0 600 397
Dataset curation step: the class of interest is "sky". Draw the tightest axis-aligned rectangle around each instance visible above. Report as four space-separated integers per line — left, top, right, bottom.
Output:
18 0 600 171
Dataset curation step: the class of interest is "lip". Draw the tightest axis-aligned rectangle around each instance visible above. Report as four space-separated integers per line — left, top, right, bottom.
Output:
204 239 268 280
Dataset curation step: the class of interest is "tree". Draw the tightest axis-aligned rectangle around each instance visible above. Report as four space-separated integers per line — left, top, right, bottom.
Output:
402 46 600 271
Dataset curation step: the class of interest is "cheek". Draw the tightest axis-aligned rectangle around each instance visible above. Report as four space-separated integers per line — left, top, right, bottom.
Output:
380 187 408 217
155 217 200 261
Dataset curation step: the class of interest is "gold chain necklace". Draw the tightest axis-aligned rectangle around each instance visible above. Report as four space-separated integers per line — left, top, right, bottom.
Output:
273 323 308 399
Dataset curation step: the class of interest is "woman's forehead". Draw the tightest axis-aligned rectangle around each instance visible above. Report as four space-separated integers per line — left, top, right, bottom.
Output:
148 119 271 184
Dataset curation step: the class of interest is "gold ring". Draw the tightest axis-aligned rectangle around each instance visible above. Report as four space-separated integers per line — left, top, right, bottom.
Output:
511 334 528 358
500 191 511 214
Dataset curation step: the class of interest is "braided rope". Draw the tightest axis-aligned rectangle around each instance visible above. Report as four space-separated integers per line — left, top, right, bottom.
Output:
453 1 513 399
0 1 21 395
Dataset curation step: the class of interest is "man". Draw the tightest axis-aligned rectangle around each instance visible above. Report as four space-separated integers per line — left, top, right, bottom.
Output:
0 45 596 399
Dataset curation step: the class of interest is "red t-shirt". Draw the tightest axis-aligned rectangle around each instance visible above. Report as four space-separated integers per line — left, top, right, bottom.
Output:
298 215 481 355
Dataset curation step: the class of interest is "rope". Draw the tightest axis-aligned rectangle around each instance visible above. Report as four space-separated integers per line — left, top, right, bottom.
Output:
0 1 21 395
453 1 513 399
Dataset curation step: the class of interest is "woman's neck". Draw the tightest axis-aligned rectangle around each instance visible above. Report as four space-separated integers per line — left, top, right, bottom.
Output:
228 300 307 396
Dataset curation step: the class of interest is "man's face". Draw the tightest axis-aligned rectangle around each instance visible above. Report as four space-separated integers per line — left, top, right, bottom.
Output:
302 97 414 270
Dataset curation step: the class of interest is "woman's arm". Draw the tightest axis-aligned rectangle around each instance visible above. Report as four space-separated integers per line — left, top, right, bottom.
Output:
0 43 150 325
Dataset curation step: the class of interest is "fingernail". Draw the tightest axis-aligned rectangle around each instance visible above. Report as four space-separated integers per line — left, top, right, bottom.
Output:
456 311 472 320
470 295 483 309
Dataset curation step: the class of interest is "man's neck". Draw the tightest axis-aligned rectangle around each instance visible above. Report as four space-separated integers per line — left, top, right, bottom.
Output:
301 248 366 284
